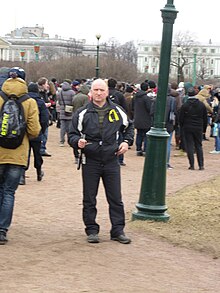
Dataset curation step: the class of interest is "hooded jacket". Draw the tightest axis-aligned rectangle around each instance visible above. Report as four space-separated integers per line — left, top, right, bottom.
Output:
196 89 213 114
72 84 89 112
0 78 41 166
57 82 75 120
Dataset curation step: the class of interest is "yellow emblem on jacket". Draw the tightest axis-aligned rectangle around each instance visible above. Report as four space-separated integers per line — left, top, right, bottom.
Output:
108 109 119 122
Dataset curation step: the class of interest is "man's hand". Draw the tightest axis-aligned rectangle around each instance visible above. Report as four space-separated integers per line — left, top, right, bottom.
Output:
117 142 129 156
78 138 87 149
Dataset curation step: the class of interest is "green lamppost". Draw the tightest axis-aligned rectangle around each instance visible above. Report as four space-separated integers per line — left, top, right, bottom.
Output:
192 53 197 86
34 44 40 62
132 0 178 222
177 45 182 84
95 34 101 78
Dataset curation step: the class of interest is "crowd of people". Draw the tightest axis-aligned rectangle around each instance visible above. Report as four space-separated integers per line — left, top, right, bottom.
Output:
0 66 219 245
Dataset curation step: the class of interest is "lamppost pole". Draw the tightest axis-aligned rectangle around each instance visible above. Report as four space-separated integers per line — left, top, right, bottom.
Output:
95 34 101 78
34 44 40 62
177 45 182 84
192 53 197 86
132 0 178 222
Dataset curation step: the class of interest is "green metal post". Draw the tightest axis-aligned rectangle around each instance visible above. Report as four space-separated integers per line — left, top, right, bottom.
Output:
177 52 181 84
132 0 178 222
95 34 101 78
192 53 197 86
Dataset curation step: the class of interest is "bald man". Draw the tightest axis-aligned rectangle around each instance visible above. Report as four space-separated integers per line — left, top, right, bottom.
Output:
68 79 134 244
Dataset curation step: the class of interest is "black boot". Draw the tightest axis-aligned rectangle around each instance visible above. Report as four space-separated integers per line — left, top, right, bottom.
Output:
37 168 44 181
19 169 26 185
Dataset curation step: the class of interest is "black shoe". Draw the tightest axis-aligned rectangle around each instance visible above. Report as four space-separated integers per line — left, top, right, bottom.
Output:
37 170 44 181
41 151 52 157
111 234 131 244
136 151 143 156
87 234 99 243
199 166 205 170
0 232 8 245
188 166 195 170
119 162 126 166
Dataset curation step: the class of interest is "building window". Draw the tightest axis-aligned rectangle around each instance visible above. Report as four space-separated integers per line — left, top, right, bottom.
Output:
185 69 188 75
153 68 155 74
144 47 148 52
211 49 215 54
211 59 214 64
152 47 157 52
210 70 214 75
202 48 207 53
145 57 148 62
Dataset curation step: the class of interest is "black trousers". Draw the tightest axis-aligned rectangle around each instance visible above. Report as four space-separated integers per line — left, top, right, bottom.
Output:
28 140 43 171
184 129 204 168
82 159 125 237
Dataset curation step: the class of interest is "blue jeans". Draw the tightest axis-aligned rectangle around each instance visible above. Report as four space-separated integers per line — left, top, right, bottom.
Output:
167 132 173 166
40 127 48 154
136 129 148 152
215 123 220 151
0 164 23 231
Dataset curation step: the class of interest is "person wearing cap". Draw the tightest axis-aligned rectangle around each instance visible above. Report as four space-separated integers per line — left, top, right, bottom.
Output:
72 80 81 94
0 67 41 244
179 87 208 170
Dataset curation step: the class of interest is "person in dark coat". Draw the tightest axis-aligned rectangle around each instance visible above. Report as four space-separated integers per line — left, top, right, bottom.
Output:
132 82 153 156
179 87 208 170
19 82 49 184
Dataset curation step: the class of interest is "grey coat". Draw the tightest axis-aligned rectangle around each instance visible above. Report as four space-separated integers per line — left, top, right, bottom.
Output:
57 82 75 120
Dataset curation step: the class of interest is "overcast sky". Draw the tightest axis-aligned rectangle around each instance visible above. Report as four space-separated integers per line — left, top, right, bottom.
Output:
0 0 219 45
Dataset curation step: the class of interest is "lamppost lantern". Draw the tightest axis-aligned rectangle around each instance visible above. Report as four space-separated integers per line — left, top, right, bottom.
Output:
95 34 101 78
34 44 40 62
20 50 25 62
177 45 182 84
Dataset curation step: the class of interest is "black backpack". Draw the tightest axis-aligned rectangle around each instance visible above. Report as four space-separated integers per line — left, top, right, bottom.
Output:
0 91 30 149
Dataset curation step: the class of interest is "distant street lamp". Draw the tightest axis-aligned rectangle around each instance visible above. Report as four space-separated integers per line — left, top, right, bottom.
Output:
20 50 25 62
34 44 40 62
95 34 101 78
177 45 182 84
192 53 197 86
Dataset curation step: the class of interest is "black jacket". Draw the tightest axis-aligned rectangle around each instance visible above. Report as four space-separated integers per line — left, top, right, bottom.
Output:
28 91 49 141
132 90 152 130
68 98 134 163
179 97 207 132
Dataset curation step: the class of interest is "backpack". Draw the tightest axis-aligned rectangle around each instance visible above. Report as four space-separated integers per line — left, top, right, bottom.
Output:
0 91 30 149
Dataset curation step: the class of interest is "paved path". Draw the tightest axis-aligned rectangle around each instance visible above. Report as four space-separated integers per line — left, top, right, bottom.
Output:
1 125 219 293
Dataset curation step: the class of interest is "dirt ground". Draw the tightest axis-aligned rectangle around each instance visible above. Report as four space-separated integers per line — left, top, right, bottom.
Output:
1 125 220 293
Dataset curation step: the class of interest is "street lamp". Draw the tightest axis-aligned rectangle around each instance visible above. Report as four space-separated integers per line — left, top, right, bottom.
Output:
20 50 25 62
34 44 40 62
192 53 197 86
95 34 101 78
132 0 178 222
177 45 182 84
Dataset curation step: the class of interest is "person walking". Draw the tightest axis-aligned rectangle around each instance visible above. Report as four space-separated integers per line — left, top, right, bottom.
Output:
0 67 41 244
179 87 208 170
68 78 134 244
57 81 75 147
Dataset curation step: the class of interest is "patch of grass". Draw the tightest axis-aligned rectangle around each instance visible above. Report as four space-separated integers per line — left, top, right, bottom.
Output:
129 177 220 258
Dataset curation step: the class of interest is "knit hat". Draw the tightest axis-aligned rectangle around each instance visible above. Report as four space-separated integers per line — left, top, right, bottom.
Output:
72 80 80 86
8 67 26 80
188 87 196 97
28 82 39 93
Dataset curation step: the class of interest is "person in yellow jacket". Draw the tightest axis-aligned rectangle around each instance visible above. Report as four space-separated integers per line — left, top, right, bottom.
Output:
0 67 41 245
